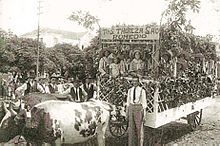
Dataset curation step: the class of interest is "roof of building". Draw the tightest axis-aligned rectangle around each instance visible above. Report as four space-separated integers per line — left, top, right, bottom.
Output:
21 27 87 40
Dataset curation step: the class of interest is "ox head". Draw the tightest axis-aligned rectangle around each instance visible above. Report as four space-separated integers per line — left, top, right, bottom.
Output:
0 102 17 127
0 101 24 142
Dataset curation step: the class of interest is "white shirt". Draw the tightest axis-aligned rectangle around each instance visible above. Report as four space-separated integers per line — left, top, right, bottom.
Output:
26 110 31 118
37 83 50 94
15 81 43 96
127 86 147 109
109 63 120 78
57 84 65 94
130 59 144 72
16 82 50 94
62 85 87 98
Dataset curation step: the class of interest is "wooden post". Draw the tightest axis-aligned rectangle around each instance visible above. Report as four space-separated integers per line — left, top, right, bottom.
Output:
173 57 177 78
153 86 159 113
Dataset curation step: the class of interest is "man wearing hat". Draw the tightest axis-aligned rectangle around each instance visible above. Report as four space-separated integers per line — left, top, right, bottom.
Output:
35 75 50 94
15 75 38 97
82 75 97 101
126 77 147 146
48 73 58 94
15 76 50 96
62 77 87 102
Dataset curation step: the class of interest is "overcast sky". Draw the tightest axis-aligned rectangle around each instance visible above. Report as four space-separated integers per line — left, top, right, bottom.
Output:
0 0 220 37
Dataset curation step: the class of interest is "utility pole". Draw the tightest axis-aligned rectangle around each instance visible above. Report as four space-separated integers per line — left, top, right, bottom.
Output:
36 1 43 81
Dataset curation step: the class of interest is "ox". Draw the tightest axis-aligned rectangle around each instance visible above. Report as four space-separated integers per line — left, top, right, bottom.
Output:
0 99 113 146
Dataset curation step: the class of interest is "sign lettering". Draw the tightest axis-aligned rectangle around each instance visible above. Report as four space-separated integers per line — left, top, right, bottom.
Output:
101 25 160 40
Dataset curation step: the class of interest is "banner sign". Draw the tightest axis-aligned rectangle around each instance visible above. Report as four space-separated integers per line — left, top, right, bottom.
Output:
101 25 160 41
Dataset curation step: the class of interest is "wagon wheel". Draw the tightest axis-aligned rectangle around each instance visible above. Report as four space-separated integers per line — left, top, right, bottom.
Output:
109 113 128 137
187 109 202 130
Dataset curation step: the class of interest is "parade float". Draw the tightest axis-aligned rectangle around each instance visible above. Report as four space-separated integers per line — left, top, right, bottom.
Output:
97 24 217 137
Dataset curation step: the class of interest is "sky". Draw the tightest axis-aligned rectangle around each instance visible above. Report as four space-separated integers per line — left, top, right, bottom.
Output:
0 0 220 38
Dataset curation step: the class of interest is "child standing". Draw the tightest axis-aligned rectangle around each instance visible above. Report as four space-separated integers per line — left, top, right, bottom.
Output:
109 57 120 78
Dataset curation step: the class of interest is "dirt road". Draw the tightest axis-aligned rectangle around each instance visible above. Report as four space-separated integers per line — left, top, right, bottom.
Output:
166 96 220 145
5 97 219 146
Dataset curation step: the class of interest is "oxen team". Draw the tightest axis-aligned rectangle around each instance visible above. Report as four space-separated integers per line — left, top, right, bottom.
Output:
0 98 114 146
0 72 125 146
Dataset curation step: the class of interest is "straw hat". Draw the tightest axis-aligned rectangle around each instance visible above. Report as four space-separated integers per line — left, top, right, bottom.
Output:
50 73 58 79
132 50 142 58
161 50 173 61
37 75 47 80
133 50 141 55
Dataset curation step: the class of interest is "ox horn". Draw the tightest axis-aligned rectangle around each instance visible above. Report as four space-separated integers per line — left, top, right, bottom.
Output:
0 102 11 127
2 102 9 113
8 102 17 116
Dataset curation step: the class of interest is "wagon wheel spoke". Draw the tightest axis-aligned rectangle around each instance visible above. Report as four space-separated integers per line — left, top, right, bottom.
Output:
109 117 128 137
118 126 123 135
187 109 202 130
195 115 201 125
116 126 120 136
111 126 117 133
194 117 199 125
109 123 114 127
121 124 127 131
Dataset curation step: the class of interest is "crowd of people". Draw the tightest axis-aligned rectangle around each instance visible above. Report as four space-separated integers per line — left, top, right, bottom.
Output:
98 47 147 79
0 46 151 146
0 71 97 102
0 45 150 102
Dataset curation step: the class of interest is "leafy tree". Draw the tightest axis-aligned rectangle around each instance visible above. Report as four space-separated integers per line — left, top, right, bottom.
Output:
0 29 45 74
44 43 84 78
68 10 100 30
159 0 201 55
162 0 201 30
69 11 101 78
83 36 100 78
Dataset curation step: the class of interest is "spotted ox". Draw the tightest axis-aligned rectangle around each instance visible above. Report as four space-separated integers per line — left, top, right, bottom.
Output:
0 99 113 146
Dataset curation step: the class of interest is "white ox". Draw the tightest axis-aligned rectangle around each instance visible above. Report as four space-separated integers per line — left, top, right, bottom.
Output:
0 99 113 146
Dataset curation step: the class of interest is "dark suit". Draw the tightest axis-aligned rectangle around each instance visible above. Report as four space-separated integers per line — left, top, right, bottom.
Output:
24 81 38 95
70 87 84 102
48 84 58 93
83 84 95 100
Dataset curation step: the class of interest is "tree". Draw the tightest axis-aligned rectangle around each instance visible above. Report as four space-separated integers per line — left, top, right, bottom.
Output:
69 11 101 78
162 0 201 31
44 43 84 78
159 0 201 55
68 10 100 30
0 29 45 74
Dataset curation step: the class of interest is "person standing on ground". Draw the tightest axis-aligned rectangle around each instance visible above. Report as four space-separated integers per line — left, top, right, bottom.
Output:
126 77 147 146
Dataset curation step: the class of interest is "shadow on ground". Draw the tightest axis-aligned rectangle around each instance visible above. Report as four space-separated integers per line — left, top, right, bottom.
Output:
68 121 192 146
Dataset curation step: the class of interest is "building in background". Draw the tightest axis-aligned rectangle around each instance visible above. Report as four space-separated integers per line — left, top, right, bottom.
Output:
20 27 91 48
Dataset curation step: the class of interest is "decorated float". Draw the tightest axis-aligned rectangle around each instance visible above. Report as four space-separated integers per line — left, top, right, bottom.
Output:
97 24 217 137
